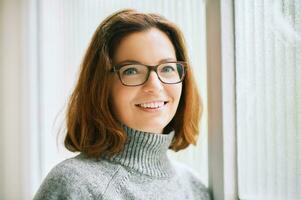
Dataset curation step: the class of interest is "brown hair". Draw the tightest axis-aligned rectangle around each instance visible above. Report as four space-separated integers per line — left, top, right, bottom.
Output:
64 9 202 158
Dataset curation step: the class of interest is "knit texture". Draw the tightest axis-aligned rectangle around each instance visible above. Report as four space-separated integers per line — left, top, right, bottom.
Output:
34 125 211 200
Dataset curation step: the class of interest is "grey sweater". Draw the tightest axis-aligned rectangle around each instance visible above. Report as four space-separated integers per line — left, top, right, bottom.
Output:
34 125 211 200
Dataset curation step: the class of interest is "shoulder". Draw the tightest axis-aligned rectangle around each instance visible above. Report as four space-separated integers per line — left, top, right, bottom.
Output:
33 154 122 200
171 159 212 200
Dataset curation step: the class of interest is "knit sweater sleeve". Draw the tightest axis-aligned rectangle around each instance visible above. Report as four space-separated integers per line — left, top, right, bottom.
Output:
33 160 96 200
171 160 212 200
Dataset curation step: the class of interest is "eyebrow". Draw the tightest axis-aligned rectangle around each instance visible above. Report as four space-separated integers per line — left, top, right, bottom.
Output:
115 58 177 66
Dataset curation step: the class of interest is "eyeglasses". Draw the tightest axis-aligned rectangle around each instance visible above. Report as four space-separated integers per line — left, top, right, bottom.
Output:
110 61 187 86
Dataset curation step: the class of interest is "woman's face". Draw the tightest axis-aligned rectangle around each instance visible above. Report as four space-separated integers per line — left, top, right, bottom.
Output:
111 28 182 134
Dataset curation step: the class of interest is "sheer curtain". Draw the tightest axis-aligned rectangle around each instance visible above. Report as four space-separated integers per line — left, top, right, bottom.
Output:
235 0 301 199
37 0 208 196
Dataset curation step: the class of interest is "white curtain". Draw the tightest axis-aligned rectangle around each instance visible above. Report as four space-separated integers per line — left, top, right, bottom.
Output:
235 0 301 199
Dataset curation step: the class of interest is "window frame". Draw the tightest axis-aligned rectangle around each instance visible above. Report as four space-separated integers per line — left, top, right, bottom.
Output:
206 0 239 199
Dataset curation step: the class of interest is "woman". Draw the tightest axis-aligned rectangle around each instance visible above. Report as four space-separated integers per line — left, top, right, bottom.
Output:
34 9 211 200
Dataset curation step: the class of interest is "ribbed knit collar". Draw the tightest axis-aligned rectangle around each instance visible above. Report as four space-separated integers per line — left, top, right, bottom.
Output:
107 124 176 178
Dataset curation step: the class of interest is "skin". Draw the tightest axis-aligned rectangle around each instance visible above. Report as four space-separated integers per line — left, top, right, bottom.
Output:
110 28 182 134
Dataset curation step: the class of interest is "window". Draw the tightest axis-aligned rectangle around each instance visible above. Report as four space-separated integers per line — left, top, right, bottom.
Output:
235 0 301 199
206 0 301 199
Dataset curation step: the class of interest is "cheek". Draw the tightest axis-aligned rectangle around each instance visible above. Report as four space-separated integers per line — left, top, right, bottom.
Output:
111 82 137 119
111 82 126 117
171 84 183 103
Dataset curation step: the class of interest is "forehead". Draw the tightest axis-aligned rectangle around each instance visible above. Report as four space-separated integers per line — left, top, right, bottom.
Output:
112 28 176 65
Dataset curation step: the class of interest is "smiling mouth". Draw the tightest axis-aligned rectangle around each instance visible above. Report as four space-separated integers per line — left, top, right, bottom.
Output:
135 101 168 109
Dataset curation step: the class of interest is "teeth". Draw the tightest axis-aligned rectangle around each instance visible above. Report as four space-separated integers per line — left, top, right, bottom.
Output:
138 101 165 108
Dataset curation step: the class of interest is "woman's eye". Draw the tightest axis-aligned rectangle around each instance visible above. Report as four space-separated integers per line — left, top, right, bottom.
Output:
122 67 138 75
161 66 175 73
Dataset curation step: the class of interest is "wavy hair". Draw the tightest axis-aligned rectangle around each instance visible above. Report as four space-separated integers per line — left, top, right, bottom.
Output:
64 9 202 158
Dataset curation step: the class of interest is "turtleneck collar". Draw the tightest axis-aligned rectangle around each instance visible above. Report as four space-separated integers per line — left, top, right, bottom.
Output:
105 124 176 178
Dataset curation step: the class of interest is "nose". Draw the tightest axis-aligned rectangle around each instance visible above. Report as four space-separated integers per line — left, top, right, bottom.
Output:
142 71 163 93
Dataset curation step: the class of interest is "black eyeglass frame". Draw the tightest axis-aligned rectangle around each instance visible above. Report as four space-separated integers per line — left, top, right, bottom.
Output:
110 61 187 86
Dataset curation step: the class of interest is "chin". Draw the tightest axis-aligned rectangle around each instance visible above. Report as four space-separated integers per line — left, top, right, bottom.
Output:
138 127 163 134
130 123 162 133
143 123 168 134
